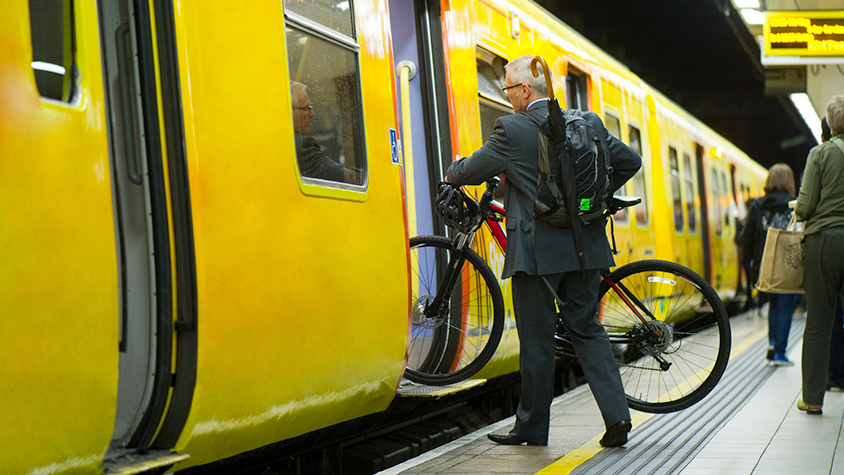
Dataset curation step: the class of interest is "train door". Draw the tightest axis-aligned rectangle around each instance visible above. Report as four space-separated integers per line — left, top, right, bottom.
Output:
696 143 713 283
668 146 685 264
628 123 654 260
2 1 120 473
390 0 453 236
683 151 704 275
604 111 635 266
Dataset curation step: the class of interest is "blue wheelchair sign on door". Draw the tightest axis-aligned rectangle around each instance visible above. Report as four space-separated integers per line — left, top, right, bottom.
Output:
390 128 399 164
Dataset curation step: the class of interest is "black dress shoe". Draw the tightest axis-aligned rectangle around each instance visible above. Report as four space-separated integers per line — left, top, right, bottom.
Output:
488 431 545 446
599 419 632 447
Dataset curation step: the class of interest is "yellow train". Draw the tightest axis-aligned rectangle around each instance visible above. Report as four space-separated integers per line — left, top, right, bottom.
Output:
1 0 767 473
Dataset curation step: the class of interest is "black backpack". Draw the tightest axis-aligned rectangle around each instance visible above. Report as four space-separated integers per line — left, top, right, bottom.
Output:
761 207 791 232
527 109 612 228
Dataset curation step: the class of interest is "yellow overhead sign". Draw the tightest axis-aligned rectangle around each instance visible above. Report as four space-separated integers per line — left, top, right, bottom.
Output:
764 11 844 57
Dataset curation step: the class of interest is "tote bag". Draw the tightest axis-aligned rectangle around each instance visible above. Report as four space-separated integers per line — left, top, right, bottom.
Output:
755 214 804 294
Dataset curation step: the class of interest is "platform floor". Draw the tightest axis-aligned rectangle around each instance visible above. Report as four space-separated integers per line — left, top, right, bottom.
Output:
379 309 844 475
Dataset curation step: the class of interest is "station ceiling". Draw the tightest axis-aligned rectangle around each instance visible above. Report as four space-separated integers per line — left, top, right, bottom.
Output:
533 0 830 174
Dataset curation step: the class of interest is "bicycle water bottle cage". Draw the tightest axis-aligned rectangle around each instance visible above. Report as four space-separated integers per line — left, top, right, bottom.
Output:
436 182 481 233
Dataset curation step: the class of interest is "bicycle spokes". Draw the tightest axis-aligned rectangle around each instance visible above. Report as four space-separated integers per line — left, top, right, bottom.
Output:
405 236 504 385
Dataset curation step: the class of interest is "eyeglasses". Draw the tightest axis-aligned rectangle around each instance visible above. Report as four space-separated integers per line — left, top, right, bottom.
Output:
293 105 314 110
501 83 524 92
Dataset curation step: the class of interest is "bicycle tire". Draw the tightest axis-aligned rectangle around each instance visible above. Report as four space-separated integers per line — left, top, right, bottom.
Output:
405 235 505 385
556 259 730 413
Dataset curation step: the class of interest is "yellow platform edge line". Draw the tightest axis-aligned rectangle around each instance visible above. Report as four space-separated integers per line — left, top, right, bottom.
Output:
536 324 769 474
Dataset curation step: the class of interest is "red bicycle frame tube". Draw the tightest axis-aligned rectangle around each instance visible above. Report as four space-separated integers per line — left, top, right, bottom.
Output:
485 202 507 251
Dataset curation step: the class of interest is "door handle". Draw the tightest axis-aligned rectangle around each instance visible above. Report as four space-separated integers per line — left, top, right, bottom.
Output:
116 23 142 185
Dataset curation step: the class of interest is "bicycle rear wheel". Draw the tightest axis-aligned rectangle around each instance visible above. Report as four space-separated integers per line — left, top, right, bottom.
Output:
556 260 730 413
405 235 505 385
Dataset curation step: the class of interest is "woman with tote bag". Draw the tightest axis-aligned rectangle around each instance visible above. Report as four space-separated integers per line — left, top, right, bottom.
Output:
741 163 800 366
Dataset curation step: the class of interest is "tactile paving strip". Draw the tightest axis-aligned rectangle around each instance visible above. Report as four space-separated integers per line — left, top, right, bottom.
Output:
570 318 805 475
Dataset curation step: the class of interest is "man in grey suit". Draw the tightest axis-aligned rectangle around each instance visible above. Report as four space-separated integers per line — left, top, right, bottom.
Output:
446 55 641 447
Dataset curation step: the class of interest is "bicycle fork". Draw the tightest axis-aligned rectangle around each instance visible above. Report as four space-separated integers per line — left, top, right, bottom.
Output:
423 232 475 321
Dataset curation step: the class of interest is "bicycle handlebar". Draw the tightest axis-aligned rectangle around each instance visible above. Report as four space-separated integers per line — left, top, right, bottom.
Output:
439 179 641 232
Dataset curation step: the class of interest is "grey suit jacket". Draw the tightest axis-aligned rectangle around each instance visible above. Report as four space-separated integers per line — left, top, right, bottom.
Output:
447 100 641 278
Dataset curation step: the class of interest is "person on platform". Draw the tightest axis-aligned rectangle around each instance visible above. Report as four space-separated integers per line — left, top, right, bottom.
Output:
814 116 844 393
291 81 361 184
445 55 641 447
795 95 844 415
737 197 756 312
740 163 800 366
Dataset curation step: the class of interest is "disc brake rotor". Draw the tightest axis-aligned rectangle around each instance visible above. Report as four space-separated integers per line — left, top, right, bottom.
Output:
635 320 675 357
412 295 446 329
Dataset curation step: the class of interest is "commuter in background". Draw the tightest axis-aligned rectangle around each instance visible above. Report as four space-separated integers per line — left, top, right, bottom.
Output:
740 163 800 366
816 116 844 393
795 95 844 415
447 55 641 447
737 197 756 312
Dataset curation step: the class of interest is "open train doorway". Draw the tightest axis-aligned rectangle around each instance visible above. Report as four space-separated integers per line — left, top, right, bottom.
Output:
390 0 453 237
98 0 174 451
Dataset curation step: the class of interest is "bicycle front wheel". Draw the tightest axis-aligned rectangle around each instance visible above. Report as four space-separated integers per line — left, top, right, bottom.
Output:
405 235 505 385
599 260 731 413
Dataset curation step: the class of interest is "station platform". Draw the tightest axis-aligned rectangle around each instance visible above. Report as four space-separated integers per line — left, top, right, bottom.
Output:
379 309 844 475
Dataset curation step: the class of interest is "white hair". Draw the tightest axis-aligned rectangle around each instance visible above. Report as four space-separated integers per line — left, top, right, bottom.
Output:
826 95 844 137
504 55 548 96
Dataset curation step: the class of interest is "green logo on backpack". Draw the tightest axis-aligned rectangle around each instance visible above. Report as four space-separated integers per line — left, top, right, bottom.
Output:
580 198 590 211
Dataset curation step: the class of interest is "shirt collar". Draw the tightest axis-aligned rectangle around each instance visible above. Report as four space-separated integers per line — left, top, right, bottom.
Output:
526 97 550 110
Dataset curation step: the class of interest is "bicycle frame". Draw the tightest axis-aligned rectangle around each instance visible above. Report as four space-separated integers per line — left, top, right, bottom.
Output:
414 180 729 406
473 180 655 327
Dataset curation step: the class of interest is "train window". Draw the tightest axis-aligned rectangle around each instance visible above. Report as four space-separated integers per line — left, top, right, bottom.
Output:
28 0 76 102
628 125 648 226
604 114 626 223
683 153 696 233
285 24 365 187
476 49 511 201
712 169 722 236
669 147 683 233
627 125 648 227
283 0 354 38
565 70 589 111
476 50 512 143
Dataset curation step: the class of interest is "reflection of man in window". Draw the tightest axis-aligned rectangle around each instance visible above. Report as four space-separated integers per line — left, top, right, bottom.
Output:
291 81 360 184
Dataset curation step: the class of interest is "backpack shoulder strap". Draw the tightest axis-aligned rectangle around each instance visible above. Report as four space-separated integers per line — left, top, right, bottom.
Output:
520 108 545 128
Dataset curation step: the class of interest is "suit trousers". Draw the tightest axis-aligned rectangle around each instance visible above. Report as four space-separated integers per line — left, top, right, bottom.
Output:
802 232 844 406
511 270 630 444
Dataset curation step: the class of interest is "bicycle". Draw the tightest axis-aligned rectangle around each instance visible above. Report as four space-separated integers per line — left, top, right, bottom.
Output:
406 177 730 413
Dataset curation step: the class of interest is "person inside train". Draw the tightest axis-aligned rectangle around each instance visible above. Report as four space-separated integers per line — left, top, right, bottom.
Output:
740 163 800 366
445 55 642 447
290 81 361 184
795 95 844 415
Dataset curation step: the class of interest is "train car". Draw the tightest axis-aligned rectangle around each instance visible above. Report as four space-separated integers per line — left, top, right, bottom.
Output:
2 0 769 473
394 0 769 380
3 0 409 473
